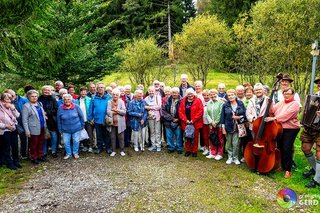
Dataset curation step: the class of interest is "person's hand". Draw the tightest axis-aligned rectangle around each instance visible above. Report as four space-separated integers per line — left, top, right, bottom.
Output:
6 124 15 131
212 121 216 128
264 117 276 122
317 111 320 117
140 120 144 125
173 118 179 122
90 119 95 125
26 133 31 138
145 106 150 110
232 115 240 120
222 128 226 135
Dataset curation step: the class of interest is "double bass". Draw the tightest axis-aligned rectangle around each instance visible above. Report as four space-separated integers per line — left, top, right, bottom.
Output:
244 74 283 173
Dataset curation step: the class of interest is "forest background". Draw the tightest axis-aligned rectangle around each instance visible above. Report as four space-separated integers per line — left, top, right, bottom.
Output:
1 0 320 96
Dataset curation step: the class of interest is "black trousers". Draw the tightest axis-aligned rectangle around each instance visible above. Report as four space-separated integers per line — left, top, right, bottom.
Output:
0 131 19 166
278 128 300 172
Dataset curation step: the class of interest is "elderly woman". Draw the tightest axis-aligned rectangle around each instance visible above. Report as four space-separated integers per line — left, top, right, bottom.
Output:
179 88 204 157
236 85 246 102
0 93 21 169
162 87 182 154
57 94 84 159
22 90 47 164
145 86 162 152
38 85 59 157
194 80 204 101
201 89 211 155
265 88 300 178
206 89 224 160
107 89 126 157
128 90 148 152
244 86 254 107
221 89 246 165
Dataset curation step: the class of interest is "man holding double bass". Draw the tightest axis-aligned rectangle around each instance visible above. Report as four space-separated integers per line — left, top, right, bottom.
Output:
300 77 320 188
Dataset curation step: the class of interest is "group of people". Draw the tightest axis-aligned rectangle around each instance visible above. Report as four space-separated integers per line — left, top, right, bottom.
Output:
0 73 319 189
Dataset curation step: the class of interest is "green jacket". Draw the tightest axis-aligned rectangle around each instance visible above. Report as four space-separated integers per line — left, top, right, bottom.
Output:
206 99 223 125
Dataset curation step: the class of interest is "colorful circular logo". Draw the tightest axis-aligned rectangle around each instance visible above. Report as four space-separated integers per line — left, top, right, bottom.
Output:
277 188 297 208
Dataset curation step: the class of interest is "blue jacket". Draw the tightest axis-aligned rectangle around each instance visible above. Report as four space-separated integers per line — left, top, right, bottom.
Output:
13 95 28 133
220 99 246 133
88 94 109 124
76 96 92 121
127 99 148 131
57 104 84 134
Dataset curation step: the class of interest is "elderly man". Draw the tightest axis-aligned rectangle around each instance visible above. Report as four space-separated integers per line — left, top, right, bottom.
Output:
123 85 134 147
54 81 64 101
178 74 194 97
88 82 112 154
217 83 228 102
87 82 97 98
273 74 301 106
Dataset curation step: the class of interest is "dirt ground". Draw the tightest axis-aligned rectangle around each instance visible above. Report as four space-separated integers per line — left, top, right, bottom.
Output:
0 149 304 212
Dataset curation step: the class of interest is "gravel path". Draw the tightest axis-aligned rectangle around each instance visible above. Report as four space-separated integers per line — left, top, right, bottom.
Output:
0 150 293 212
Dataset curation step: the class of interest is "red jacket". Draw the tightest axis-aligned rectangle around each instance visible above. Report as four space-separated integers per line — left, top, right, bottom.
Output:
179 96 204 130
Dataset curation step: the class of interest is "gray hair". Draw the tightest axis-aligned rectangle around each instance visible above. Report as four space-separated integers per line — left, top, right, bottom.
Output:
112 88 121 97
42 85 52 93
62 94 72 100
164 86 171 92
194 80 203 87
236 85 245 91
148 86 155 92
26 90 39 99
55 80 64 86
254 83 264 91
134 89 143 95
171 87 180 93
124 84 131 90
1 93 13 101
186 88 195 95
59 88 68 96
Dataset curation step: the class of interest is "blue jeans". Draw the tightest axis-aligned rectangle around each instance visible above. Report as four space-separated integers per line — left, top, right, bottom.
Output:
165 127 182 151
95 124 111 152
63 131 81 156
42 131 58 154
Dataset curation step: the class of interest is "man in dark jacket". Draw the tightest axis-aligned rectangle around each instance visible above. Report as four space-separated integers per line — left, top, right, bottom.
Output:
178 74 194 97
162 87 182 154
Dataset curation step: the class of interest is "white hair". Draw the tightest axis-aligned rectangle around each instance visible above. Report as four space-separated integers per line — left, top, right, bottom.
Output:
124 84 131 90
180 74 188 80
59 88 67 96
106 86 112 91
160 82 165 87
148 86 155 92
112 88 121 96
134 89 143 95
236 85 245 91
186 88 195 95
153 80 160 85
117 86 124 91
254 83 264 91
171 87 180 93
194 80 203 87
62 94 72 100
96 82 105 87
55 80 64 86
42 85 52 92
218 83 226 88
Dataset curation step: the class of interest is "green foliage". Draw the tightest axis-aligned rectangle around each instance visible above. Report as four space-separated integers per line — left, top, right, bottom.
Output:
118 37 166 86
174 15 233 86
197 0 258 26
233 0 320 94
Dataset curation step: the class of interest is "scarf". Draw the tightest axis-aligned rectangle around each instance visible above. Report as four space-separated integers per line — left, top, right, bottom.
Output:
255 96 264 116
284 97 294 104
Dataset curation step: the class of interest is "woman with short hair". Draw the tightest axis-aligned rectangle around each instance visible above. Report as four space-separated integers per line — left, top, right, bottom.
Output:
0 93 21 169
145 86 162 152
107 88 127 157
265 87 300 178
22 90 47 164
57 94 84 159
221 89 246 165
179 88 204 157
128 90 148 151
38 85 59 157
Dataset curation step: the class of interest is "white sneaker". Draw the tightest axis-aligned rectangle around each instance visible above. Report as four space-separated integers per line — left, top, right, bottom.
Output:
141 147 144 152
134 147 139 152
240 157 245 163
215 155 223 160
199 146 205 152
110 152 116 157
120 151 126 156
88 147 93 153
234 159 241 165
64 155 71 160
202 149 209 155
226 158 233 164
74 154 79 159
206 154 216 159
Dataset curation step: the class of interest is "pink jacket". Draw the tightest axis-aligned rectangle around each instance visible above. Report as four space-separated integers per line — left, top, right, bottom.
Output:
273 100 300 129
0 102 20 135
144 95 162 122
